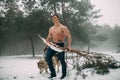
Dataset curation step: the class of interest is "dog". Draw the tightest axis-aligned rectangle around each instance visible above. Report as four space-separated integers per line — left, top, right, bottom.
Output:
37 55 60 74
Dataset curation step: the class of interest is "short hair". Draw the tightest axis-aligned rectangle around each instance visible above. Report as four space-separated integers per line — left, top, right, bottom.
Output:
52 14 59 18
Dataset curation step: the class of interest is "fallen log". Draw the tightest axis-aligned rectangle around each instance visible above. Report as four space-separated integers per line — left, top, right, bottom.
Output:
37 33 92 59
37 34 120 75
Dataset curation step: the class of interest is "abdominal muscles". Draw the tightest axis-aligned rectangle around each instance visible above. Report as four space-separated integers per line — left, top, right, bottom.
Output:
51 29 65 43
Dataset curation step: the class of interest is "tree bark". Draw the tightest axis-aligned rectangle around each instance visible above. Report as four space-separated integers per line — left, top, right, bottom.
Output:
28 36 35 57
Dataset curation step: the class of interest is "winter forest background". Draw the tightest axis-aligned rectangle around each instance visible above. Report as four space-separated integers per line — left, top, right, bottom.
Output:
0 0 120 56
0 0 120 80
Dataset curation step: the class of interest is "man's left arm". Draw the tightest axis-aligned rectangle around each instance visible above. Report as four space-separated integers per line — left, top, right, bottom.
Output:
64 27 72 49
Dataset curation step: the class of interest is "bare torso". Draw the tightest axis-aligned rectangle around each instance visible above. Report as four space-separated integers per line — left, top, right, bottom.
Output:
46 14 72 51
49 25 66 43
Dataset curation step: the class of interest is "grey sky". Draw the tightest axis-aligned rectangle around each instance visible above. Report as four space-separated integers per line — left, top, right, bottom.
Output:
91 0 120 27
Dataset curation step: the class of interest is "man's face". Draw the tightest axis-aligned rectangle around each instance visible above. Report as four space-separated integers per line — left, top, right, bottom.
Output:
52 15 59 24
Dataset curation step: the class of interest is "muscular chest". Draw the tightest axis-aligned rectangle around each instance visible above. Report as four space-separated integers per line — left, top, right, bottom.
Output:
51 28 64 36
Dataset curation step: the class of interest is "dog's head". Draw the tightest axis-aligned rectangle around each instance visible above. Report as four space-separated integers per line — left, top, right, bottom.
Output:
37 60 46 68
37 59 48 73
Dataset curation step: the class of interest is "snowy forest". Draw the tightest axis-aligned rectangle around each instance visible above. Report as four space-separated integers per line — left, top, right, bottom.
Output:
0 0 120 56
0 0 120 80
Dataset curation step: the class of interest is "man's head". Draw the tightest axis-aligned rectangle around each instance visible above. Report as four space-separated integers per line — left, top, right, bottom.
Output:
52 14 59 18
52 14 60 24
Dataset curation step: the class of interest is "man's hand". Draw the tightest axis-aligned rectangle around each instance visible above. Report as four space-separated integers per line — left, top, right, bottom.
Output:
67 46 72 51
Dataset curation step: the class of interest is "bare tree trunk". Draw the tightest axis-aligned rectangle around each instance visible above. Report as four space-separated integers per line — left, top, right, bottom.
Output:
28 36 35 57
30 37 35 57
88 43 90 54
53 0 57 14
61 1 66 25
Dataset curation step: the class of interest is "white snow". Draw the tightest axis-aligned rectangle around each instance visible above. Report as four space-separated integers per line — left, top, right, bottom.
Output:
0 53 120 80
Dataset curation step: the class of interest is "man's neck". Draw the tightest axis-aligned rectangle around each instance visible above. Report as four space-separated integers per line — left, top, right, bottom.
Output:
54 22 61 27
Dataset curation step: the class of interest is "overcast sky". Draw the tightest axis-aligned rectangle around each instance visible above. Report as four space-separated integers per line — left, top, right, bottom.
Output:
91 0 120 27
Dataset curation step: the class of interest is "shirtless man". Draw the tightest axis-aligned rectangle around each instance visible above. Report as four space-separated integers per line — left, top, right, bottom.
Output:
45 14 72 79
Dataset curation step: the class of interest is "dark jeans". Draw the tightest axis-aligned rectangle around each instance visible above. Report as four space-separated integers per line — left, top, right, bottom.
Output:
45 42 66 76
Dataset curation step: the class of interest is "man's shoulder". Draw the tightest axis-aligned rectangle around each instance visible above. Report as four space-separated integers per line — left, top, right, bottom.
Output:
49 26 54 30
48 26 54 33
61 25 68 30
60 24 67 28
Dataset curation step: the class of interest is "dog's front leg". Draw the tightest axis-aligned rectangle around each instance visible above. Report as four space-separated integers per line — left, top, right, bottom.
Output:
40 69 43 74
45 67 48 73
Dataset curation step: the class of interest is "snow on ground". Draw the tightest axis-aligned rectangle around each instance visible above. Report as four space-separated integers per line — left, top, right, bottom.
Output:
0 53 120 80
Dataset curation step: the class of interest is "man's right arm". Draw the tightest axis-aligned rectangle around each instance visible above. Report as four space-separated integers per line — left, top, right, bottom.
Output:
46 27 52 42
44 27 52 51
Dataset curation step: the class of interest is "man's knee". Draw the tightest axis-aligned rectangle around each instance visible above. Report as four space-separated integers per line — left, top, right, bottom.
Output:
46 56 51 62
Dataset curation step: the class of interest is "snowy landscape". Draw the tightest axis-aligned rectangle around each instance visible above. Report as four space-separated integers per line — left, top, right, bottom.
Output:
0 52 120 80
1 0 120 80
